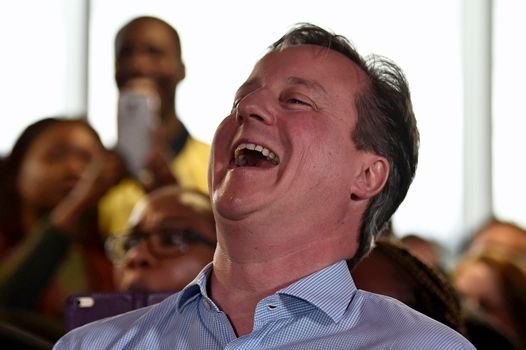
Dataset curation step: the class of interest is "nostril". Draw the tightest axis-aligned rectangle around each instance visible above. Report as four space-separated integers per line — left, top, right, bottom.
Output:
128 257 152 269
236 109 264 123
126 242 155 269
136 259 151 268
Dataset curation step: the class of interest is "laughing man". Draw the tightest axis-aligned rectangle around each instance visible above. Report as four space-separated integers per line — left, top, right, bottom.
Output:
54 23 475 349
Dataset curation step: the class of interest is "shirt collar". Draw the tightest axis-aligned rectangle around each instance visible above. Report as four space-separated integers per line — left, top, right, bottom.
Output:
177 262 213 311
278 260 356 323
176 260 357 322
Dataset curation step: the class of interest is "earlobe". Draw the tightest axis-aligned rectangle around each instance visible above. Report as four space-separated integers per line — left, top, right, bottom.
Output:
350 156 389 201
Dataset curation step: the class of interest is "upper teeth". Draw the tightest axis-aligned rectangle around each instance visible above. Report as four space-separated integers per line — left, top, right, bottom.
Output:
234 143 280 166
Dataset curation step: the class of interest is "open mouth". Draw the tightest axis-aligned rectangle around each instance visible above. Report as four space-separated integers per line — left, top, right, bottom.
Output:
234 143 280 168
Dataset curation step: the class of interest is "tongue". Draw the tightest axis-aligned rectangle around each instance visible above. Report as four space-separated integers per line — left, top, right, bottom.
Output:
245 150 274 168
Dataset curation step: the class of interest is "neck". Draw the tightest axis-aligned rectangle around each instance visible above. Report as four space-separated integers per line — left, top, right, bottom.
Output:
209 213 360 336
159 91 178 127
162 113 183 140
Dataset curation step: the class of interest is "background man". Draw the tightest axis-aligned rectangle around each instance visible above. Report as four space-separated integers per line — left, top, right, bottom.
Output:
99 16 210 235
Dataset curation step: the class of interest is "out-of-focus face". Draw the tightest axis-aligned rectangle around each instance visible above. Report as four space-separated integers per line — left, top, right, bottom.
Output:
470 224 526 255
209 45 370 225
112 192 216 292
402 236 441 268
17 122 100 210
352 248 415 306
115 18 185 114
453 261 514 337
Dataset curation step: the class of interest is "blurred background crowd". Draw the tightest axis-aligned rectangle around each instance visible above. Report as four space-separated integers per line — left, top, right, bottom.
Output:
0 1 525 349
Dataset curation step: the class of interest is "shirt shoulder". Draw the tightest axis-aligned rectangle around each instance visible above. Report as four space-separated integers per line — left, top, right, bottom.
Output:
350 290 476 349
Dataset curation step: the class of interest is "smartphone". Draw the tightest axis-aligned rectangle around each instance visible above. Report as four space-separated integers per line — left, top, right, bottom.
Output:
116 90 159 179
64 291 171 331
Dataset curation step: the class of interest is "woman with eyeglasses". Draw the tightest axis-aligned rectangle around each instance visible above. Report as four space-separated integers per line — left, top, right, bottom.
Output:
106 185 216 292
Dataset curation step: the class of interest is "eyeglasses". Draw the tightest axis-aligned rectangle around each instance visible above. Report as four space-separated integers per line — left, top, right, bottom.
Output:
105 222 216 264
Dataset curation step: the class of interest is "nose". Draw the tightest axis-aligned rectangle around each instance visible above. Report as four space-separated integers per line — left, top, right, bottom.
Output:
124 241 156 270
235 89 276 125
118 51 152 82
128 52 151 77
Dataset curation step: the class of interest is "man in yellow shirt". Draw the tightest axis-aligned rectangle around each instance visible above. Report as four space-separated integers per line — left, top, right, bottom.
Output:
99 16 210 235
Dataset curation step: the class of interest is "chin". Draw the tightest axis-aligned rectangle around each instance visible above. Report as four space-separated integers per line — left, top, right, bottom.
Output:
213 194 260 222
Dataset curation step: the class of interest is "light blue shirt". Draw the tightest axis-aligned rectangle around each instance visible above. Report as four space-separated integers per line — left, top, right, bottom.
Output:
54 260 475 349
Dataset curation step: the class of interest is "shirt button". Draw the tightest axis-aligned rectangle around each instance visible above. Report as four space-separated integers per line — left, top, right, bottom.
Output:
203 299 211 310
267 304 278 311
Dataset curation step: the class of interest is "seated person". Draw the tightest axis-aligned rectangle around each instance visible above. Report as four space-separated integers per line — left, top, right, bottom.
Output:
64 185 216 331
453 246 526 349
352 238 466 334
352 238 519 349
463 218 526 257
106 185 216 292
0 117 122 341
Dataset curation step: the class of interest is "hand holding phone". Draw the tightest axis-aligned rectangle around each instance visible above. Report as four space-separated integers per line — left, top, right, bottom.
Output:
116 89 159 179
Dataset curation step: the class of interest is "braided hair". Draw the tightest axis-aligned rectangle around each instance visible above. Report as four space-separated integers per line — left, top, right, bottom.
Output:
351 238 466 334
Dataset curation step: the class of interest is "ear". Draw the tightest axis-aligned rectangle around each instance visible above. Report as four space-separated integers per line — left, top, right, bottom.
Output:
350 154 389 202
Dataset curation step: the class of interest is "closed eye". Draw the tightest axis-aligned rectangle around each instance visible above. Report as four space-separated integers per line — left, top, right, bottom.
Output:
147 45 163 56
287 98 310 105
281 93 317 110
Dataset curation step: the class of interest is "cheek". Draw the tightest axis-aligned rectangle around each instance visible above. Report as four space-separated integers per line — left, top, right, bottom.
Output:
288 118 351 177
288 115 349 152
210 117 237 172
157 63 179 86
212 115 237 149
18 160 54 205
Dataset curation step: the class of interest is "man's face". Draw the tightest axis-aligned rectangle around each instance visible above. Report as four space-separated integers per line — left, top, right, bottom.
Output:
114 19 184 108
209 45 370 224
113 193 215 292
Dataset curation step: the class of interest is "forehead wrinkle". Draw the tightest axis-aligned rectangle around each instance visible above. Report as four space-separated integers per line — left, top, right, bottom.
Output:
235 75 329 101
286 76 328 98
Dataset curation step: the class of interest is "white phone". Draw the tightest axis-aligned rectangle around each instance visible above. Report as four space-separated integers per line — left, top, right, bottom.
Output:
116 90 159 179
